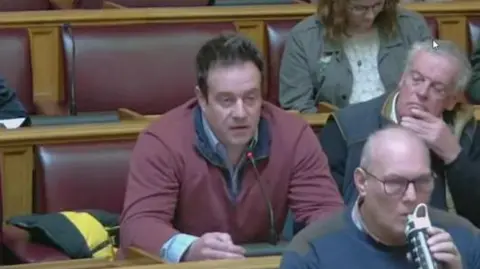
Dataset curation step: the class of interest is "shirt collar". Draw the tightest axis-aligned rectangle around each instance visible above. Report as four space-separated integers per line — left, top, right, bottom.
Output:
390 92 399 124
351 197 383 243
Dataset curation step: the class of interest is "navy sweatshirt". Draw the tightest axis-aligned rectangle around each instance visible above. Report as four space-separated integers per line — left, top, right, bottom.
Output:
280 208 480 269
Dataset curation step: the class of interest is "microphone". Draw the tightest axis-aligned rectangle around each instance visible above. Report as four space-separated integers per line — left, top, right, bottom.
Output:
246 151 278 245
62 23 77 116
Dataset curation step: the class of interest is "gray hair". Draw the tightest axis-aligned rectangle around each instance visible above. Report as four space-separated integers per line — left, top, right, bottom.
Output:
404 39 472 93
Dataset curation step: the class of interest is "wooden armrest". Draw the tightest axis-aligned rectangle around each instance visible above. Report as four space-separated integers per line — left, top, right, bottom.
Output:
123 247 164 263
117 108 145 120
104 1 126 8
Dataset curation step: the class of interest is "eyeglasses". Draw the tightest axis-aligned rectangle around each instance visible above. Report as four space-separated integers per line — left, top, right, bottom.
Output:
349 2 384 15
360 168 435 196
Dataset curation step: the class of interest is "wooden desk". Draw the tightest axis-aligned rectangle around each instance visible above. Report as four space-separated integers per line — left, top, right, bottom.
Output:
1 257 156 269
124 256 281 269
0 2 475 102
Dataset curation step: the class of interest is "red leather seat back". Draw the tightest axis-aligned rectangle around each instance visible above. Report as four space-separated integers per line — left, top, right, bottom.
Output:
265 20 300 106
34 141 135 214
110 0 211 7
62 22 236 114
0 0 50 11
0 28 35 114
425 17 439 39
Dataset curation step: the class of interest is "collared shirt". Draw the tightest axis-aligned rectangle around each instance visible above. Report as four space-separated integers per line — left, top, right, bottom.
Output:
201 112 258 199
390 92 399 123
351 198 385 244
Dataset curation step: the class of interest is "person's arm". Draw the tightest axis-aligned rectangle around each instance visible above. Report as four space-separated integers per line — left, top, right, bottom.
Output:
288 123 344 225
318 116 348 195
0 78 28 119
160 234 198 263
120 131 193 259
279 230 318 269
445 125 480 227
279 32 318 113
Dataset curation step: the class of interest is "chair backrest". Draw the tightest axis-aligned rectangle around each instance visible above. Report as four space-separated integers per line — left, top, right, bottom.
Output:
73 0 104 9
0 0 50 11
110 0 211 7
34 140 135 214
0 28 35 114
265 19 300 106
61 22 236 114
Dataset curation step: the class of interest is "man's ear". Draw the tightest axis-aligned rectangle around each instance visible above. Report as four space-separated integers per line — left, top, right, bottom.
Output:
444 91 459 111
195 86 207 112
354 168 368 197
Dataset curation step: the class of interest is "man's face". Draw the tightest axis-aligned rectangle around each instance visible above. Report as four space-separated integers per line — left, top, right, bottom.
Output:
197 61 262 149
396 49 460 119
347 0 385 33
360 142 433 241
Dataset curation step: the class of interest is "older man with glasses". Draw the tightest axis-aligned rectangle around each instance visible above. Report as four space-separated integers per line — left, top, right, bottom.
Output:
319 39 480 227
281 126 480 269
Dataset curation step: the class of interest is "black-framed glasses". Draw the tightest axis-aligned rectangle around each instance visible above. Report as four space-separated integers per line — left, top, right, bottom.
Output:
360 167 435 196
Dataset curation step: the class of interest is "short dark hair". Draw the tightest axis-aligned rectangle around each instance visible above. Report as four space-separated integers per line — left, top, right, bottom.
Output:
196 33 264 97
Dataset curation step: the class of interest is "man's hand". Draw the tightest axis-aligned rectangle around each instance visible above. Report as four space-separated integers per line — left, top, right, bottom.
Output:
428 227 463 269
400 109 461 164
183 232 246 262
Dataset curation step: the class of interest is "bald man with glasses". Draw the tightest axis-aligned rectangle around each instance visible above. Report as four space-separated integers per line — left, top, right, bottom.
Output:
281 126 480 269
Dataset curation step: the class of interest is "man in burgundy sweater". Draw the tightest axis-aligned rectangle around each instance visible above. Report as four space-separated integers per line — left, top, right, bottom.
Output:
119 33 344 263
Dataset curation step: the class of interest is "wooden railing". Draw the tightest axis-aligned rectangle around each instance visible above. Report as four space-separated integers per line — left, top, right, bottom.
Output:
0 2 476 103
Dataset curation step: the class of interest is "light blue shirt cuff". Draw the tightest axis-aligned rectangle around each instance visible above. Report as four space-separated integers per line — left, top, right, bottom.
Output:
160 233 199 263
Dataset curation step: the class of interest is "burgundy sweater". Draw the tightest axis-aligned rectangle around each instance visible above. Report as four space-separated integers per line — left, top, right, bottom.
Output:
119 99 344 256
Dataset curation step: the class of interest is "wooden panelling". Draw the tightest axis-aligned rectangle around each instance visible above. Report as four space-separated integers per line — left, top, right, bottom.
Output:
0 2 476 101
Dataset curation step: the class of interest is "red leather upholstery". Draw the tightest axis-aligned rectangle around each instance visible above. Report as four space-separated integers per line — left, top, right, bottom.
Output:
110 0 211 7
0 28 35 114
425 17 439 39
0 0 50 11
3 140 135 263
265 20 300 106
58 22 236 115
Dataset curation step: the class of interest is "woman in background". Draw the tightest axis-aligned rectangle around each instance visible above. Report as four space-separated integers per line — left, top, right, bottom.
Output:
279 0 432 112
